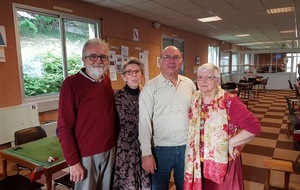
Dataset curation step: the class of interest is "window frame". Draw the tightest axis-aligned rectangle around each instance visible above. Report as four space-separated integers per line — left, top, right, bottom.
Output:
13 3 101 110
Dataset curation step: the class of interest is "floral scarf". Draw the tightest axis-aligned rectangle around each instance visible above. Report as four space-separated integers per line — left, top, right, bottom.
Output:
184 86 229 190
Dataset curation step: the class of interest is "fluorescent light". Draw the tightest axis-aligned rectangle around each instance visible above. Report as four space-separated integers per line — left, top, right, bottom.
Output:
266 6 294 14
280 30 294 34
236 34 250 37
197 16 222 23
237 42 264 46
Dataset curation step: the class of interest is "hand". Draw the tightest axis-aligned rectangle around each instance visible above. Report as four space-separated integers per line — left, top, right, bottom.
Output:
229 143 239 160
69 163 85 182
141 155 157 174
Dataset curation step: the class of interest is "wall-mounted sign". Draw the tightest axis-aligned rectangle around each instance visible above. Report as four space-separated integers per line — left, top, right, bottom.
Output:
0 26 7 47
133 29 139 41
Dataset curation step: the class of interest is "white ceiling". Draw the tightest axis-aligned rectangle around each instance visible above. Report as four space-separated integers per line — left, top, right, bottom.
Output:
81 0 300 52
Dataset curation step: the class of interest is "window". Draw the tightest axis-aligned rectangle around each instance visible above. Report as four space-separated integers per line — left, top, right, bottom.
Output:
231 53 239 74
229 53 252 74
208 45 219 66
286 53 300 73
13 4 100 101
162 36 185 75
237 53 250 73
220 52 229 74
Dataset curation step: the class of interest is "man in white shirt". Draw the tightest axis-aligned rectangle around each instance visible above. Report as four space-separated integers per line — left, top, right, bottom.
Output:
139 46 196 190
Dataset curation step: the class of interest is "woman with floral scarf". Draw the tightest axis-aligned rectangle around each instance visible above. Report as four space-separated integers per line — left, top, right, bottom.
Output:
184 63 261 190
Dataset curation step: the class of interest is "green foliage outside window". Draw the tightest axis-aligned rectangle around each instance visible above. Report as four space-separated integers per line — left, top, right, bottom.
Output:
19 19 37 37
17 9 97 98
23 53 82 97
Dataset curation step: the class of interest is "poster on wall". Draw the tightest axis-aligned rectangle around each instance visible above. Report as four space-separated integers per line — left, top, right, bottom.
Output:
109 51 117 81
121 45 129 57
0 26 6 47
115 55 123 73
133 29 139 41
139 51 149 82
0 48 5 62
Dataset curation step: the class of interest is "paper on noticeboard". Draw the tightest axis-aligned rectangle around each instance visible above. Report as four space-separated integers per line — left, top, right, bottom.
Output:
0 48 5 62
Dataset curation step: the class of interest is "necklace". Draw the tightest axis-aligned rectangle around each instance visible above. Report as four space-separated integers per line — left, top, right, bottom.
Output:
128 94 139 104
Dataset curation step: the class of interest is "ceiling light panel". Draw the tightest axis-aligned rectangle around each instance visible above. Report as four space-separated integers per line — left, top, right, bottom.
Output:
266 6 294 14
280 30 295 33
197 16 222 23
236 34 250 37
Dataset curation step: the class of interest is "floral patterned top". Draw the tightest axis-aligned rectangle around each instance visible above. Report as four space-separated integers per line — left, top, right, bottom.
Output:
113 85 151 190
184 88 261 190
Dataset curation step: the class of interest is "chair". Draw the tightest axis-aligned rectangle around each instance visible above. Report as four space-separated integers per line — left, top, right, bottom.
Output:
289 80 294 90
285 96 300 137
238 79 248 83
284 96 300 116
53 173 74 190
247 77 256 84
222 82 236 89
237 81 252 99
293 84 300 99
14 126 47 174
262 77 269 91
288 115 300 167
0 174 44 190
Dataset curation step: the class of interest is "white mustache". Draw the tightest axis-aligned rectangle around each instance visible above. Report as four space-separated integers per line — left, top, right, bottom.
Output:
93 64 105 67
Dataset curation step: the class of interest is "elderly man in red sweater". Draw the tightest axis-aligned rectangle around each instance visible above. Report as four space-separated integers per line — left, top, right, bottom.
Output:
57 38 116 190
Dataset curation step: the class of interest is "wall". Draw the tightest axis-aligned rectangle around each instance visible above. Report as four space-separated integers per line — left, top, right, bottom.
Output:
0 0 227 124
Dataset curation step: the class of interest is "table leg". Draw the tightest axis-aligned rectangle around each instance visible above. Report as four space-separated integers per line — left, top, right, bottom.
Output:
265 169 270 190
44 170 53 190
0 157 7 178
284 172 290 190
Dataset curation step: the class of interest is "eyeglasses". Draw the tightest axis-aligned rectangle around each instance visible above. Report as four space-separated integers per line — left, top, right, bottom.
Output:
196 75 217 81
124 70 142 75
162 55 182 62
84 54 109 62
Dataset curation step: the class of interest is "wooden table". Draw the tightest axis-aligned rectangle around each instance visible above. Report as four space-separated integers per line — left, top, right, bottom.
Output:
0 136 68 190
255 78 267 91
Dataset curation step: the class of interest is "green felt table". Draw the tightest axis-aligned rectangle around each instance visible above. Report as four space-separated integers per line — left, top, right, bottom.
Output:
3 136 64 167
0 136 68 190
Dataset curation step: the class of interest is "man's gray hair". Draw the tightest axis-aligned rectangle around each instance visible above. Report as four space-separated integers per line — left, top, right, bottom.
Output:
82 38 110 59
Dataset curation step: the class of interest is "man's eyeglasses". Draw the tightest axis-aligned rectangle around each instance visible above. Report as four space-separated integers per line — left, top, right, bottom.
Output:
84 54 109 62
196 75 217 81
162 55 182 62
124 70 142 76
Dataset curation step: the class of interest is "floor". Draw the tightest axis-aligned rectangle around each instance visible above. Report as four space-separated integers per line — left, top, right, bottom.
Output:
1 90 300 190
241 90 300 190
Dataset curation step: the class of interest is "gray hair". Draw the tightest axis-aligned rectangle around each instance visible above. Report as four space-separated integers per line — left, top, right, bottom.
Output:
121 57 144 74
82 38 109 59
197 63 220 78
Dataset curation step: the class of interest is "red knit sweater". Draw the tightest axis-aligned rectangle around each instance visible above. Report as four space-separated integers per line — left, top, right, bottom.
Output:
57 72 115 166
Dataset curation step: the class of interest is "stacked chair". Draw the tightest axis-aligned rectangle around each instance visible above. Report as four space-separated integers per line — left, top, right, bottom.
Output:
14 126 47 174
